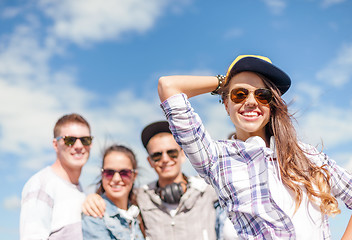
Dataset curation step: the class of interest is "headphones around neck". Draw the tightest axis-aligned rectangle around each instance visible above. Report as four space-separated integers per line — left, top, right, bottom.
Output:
156 182 187 204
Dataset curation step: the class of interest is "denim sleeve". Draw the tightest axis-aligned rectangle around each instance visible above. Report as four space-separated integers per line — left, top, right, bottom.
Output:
82 214 112 239
214 200 226 240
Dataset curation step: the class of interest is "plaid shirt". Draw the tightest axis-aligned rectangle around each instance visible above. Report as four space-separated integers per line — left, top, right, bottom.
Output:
161 93 352 240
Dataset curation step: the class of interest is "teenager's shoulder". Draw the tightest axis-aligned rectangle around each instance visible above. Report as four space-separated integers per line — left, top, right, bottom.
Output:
22 167 53 189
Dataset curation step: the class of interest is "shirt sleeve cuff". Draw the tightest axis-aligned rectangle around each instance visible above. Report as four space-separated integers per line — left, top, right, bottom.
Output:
160 93 188 116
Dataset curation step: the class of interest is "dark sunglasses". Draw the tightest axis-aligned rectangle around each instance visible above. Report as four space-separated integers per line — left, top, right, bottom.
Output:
230 88 273 104
101 168 135 181
56 136 93 146
150 149 179 162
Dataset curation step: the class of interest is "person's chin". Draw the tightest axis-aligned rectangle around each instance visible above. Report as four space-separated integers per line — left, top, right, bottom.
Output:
66 161 86 170
107 185 128 195
160 171 179 181
69 154 88 164
106 191 127 201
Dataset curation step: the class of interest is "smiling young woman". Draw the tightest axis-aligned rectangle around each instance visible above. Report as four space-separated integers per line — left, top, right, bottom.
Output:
157 55 352 240
223 71 272 143
81 144 145 240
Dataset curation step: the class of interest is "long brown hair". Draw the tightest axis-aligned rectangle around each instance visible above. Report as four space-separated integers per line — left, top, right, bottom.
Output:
221 72 340 216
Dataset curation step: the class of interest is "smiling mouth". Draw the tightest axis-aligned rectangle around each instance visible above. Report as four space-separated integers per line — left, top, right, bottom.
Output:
72 152 85 159
241 111 260 117
109 184 124 191
161 164 175 171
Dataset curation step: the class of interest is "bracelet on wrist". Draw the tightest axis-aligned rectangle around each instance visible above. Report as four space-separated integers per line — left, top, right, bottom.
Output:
211 75 225 95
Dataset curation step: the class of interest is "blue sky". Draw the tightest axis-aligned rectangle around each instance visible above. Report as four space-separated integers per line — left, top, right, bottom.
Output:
0 0 351 239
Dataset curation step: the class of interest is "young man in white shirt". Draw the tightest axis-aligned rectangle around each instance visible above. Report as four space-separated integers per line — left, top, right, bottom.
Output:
20 113 93 240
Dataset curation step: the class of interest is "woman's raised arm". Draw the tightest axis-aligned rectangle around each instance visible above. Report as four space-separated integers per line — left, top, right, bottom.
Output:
158 75 220 102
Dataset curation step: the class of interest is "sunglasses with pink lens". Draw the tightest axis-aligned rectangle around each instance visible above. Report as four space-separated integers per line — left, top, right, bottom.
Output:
101 169 135 181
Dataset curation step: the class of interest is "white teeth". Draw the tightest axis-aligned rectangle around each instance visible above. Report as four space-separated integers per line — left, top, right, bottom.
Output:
73 153 83 158
242 112 258 117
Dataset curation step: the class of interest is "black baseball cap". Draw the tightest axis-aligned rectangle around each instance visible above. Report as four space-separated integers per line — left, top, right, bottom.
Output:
141 121 171 148
225 55 291 95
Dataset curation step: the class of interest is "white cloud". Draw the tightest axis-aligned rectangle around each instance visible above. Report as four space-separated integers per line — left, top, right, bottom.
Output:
261 0 287 15
0 0 175 174
316 43 352 87
38 0 168 46
3 196 21 210
0 71 97 157
0 0 193 202
1 7 22 19
321 0 347 8
223 28 244 40
294 82 324 107
0 24 51 84
328 22 339 31
20 152 55 171
297 105 352 148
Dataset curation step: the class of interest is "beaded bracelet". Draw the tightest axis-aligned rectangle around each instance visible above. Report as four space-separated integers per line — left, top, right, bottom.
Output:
211 75 226 95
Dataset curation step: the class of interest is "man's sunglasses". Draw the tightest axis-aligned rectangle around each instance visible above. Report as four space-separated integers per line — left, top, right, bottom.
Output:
150 149 179 162
230 88 273 105
101 169 135 181
55 136 93 146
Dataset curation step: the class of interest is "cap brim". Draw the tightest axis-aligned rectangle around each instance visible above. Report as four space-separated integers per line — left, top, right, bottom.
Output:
141 121 171 148
228 57 291 95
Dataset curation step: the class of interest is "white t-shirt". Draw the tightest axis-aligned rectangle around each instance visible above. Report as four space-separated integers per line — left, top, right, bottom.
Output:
268 159 324 239
20 166 85 240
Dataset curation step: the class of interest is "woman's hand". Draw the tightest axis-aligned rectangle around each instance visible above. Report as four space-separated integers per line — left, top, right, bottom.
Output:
82 193 106 218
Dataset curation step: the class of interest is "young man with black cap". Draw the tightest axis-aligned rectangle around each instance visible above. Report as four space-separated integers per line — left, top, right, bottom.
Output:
138 120 229 240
